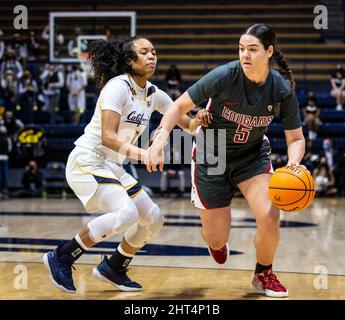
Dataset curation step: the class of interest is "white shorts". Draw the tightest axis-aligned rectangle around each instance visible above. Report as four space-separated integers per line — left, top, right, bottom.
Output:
66 146 143 213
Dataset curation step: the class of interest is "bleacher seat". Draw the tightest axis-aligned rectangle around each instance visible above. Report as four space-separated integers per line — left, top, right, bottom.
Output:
319 109 345 122
44 161 68 193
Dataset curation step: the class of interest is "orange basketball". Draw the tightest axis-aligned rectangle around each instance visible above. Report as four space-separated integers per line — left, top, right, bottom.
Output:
268 165 315 213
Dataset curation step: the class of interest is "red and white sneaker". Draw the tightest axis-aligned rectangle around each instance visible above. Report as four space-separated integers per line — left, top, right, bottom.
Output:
208 244 229 264
252 268 288 297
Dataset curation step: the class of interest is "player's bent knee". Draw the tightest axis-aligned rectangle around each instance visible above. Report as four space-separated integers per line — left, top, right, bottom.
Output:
125 205 164 247
150 204 164 226
256 211 280 232
138 203 164 226
140 204 164 238
112 201 139 232
87 201 138 243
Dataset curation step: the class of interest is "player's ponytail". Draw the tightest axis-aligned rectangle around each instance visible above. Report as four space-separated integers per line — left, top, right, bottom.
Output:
244 23 295 96
274 48 296 94
88 36 141 89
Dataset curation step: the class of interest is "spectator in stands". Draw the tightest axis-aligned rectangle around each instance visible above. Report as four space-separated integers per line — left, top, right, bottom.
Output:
67 27 83 58
0 49 23 81
41 24 64 57
41 24 50 42
0 123 11 199
302 139 318 172
303 91 320 141
103 25 113 40
330 64 345 111
322 138 336 171
1 110 24 151
9 33 28 66
15 160 45 198
32 89 48 123
40 64 64 124
19 70 38 124
160 144 185 197
165 64 182 100
0 30 4 62
26 31 40 79
270 152 287 170
66 64 87 124
313 155 337 196
1 70 19 112
334 150 345 196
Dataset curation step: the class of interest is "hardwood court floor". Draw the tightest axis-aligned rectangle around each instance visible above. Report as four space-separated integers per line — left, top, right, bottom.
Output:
0 196 344 299
1 261 344 300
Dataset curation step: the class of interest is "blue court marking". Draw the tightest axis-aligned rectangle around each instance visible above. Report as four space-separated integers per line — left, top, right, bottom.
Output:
0 211 96 217
0 237 243 256
0 212 318 228
0 212 196 218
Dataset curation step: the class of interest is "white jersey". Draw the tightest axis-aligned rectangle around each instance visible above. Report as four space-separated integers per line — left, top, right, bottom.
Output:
74 74 172 163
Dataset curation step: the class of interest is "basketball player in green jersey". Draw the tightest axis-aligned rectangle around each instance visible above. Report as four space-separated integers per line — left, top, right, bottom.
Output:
146 24 305 297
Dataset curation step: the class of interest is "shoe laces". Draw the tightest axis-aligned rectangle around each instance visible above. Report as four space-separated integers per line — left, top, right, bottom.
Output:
58 256 76 277
62 263 75 277
117 267 132 283
118 267 130 275
261 272 284 290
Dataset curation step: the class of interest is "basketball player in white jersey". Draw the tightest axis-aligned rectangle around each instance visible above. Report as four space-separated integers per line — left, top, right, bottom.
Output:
43 37 211 293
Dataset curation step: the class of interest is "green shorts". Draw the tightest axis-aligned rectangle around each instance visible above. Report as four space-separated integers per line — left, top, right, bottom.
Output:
191 139 274 209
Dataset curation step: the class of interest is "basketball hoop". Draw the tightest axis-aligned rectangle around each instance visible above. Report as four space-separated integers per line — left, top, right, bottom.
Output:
78 51 93 78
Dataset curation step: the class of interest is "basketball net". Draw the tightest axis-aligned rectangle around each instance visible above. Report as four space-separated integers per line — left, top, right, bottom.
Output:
78 51 93 79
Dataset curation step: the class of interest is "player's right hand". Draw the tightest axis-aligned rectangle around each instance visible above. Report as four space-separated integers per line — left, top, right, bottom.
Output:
145 144 165 173
196 109 213 127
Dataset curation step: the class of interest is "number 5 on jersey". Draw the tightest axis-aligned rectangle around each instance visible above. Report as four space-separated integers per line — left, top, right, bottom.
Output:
233 124 252 143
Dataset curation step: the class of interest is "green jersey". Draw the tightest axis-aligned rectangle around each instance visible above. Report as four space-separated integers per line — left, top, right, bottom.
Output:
188 60 302 158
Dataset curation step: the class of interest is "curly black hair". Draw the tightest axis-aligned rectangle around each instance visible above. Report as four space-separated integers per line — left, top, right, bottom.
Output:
88 36 144 89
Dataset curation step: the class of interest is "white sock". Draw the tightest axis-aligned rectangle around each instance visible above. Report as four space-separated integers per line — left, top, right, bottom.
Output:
117 243 134 257
75 233 89 250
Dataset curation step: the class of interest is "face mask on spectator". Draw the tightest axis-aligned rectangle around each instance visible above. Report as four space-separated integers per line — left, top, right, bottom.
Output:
323 143 330 151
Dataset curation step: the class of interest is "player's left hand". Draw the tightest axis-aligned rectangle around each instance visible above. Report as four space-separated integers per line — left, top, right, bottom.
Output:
145 144 165 173
286 163 310 174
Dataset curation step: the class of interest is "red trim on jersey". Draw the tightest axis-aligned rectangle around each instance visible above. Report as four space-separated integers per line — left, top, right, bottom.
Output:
192 147 210 209
192 146 197 162
264 159 272 173
224 101 237 106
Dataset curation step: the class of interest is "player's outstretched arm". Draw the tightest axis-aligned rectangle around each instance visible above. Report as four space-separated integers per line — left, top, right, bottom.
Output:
152 91 198 149
102 109 146 162
145 91 198 172
176 108 213 134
